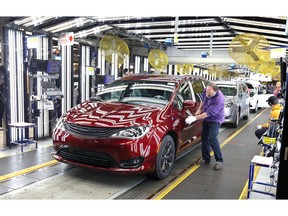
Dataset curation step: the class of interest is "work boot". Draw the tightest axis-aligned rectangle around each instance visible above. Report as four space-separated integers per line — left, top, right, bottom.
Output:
197 158 210 165
214 161 223 170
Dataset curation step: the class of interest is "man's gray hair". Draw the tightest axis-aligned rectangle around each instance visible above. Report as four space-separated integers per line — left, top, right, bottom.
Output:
207 82 219 91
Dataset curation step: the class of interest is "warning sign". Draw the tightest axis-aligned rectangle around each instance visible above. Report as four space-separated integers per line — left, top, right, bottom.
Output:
59 32 74 46
271 48 286 59
27 36 39 49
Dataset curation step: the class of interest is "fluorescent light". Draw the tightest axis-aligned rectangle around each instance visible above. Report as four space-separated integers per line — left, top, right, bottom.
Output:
182 48 229 51
236 31 288 43
14 17 34 25
174 45 229 48
43 17 91 33
25 31 33 35
91 16 159 22
74 25 113 38
128 26 224 34
113 18 217 29
231 25 286 36
144 32 231 38
23 16 55 27
224 17 286 29
156 36 234 42
174 41 231 45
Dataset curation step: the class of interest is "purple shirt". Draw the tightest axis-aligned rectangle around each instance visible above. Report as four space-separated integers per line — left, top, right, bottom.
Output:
202 88 225 123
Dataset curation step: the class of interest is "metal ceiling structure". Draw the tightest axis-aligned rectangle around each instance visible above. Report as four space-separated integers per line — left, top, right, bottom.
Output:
2 16 287 52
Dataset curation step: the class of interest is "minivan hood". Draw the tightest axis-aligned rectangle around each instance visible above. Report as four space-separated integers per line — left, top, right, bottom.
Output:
64 100 163 127
224 96 235 101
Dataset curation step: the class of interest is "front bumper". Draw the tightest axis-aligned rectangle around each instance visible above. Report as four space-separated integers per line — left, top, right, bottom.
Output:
223 106 237 123
52 129 156 173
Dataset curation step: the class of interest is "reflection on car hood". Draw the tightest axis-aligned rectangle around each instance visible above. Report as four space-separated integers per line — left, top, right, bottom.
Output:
224 96 235 102
65 100 163 127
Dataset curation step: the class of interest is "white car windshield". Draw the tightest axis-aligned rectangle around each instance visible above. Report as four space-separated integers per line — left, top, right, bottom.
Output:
92 80 175 106
218 85 237 96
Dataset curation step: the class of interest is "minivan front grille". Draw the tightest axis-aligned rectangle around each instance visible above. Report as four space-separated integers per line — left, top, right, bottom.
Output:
63 122 122 138
58 147 117 168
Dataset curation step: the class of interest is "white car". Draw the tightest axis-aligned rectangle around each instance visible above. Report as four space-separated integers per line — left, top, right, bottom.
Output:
215 80 250 127
241 79 273 112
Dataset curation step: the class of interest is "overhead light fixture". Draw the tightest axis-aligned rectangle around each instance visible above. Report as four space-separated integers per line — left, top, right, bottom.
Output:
43 18 90 33
14 17 34 25
230 25 285 36
174 16 179 45
74 25 113 38
285 16 288 35
25 31 33 35
144 32 231 38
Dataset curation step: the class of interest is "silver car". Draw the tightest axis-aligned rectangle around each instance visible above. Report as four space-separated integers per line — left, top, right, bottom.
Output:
215 80 250 127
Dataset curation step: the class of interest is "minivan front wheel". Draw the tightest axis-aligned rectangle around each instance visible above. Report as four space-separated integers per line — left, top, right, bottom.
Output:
233 110 240 127
151 135 175 180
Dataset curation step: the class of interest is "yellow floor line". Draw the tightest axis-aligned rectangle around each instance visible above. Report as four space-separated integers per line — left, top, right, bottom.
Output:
238 150 265 199
239 165 261 200
154 165 201 200
0 160 58 182
153 109 267 200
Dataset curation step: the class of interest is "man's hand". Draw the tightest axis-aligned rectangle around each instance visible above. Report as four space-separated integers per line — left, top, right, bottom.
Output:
195 110 201 116
185 116 197 125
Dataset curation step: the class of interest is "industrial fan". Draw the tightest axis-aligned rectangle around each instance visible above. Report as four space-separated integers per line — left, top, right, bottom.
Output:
228 33 271 67
148 49 168 71
207 65 234 80
254 60 281 79
177 64 194 75
248 59 276 74
99 35 130 65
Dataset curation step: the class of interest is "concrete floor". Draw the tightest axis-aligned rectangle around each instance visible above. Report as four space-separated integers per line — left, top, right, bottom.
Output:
161 108 276 199
0 108 279 200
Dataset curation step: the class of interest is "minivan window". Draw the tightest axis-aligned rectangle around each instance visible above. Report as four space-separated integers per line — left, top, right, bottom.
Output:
245 83 254 89
178 81 193 101
191 80 204 102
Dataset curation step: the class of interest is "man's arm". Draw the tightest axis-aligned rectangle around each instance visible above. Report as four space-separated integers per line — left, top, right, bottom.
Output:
195 102 203 115
195 111 208 120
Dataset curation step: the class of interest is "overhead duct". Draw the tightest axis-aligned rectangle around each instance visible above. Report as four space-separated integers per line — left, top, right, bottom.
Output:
166 47 236 64
168 57 236 64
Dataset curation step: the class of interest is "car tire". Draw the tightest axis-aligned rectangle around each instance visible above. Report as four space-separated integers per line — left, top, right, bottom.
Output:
253 102 258 113
233 110 240 127
150 135 175 180
243 106 250 120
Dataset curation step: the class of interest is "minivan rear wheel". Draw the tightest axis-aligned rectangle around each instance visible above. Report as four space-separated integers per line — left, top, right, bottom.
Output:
253 102 258 113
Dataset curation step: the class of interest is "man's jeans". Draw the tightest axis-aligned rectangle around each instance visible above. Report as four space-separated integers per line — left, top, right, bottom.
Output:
201 119 223 163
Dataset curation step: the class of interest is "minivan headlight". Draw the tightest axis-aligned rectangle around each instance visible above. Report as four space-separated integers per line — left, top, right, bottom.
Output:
111 126 151 139
225 103 233 108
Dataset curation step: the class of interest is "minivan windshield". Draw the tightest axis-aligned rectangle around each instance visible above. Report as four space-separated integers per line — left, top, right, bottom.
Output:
92 80 176 106
218 85 237 96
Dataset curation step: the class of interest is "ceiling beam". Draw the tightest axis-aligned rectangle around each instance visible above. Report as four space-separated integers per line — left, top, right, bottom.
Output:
214 17 236 37
85 16 163 49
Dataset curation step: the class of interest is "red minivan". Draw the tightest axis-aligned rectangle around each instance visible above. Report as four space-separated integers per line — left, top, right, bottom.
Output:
52 74 209 179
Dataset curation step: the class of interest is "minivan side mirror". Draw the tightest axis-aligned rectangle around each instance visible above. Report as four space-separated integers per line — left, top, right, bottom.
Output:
250 92 255 97
183 100 197 108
